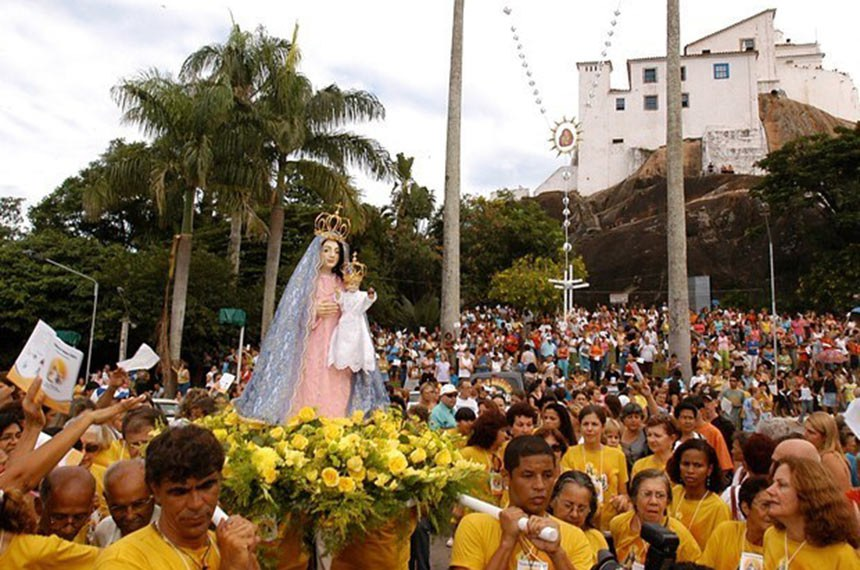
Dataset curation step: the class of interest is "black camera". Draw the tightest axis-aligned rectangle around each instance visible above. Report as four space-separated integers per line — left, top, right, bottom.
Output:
590 522 679 570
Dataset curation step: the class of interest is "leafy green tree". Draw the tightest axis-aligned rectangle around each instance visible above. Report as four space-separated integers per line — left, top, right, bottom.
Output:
0 197 25 241
755 125 860 248
488 255 587 315
434 192 564 305
389 153 435 232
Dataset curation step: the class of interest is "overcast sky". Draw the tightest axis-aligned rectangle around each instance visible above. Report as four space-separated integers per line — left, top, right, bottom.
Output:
2 0 858 212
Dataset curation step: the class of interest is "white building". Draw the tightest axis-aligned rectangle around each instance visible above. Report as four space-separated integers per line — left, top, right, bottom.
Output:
567 9 859 196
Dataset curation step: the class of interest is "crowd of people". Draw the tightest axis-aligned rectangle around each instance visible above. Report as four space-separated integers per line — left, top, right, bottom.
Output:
1 303 859 569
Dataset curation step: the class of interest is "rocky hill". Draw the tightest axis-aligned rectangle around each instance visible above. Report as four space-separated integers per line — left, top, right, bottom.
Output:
531 94 853 307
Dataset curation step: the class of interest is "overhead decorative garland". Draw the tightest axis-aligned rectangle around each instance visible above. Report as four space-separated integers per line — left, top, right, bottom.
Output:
501 3 625 153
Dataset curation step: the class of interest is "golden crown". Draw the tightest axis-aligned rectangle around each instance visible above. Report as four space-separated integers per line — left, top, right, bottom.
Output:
314 205 351 241
343 252 367 288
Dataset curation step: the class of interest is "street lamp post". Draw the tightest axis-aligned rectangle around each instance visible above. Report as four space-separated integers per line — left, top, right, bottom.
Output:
26 251 99 380
761 204 779 365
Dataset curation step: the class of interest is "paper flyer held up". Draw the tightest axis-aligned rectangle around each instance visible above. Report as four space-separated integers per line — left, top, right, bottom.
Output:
7 320 83 413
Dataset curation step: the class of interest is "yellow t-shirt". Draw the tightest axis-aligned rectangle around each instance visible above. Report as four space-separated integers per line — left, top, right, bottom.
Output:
90 463 109 519
584 527 609 556
699 520 763 570
460 445 504 505
763 527 860 570
95 524 220 569
670 485 731 549
331 512 418 570
631 454 668 479
0 533 99 569
93 440 128 469
560 445 629 530
450 512 595 570
609 510 701 567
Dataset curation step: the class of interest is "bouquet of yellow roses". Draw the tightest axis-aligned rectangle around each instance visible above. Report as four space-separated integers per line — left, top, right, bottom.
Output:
197 405 483 559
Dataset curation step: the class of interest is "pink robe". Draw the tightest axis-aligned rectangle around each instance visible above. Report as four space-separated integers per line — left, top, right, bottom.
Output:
291 273 352 418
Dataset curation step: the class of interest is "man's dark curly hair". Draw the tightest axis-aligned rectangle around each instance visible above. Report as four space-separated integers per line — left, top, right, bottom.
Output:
145 424 224 487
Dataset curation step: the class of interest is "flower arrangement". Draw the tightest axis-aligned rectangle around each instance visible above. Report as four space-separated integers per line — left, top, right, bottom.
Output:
196 405 483 558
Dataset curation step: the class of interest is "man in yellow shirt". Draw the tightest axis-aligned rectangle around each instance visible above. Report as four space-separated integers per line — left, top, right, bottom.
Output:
37 466 97 543
451 436 595 570
96 424 261 569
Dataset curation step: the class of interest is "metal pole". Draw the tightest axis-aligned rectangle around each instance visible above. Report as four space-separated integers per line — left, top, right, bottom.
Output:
119 317 130 362
764 212 778 365
39 257 99 380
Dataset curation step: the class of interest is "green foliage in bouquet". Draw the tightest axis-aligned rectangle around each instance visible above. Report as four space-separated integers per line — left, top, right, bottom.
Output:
195 405 484 561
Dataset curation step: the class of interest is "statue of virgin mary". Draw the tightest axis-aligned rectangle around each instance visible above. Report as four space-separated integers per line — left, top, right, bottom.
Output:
235 208 387 425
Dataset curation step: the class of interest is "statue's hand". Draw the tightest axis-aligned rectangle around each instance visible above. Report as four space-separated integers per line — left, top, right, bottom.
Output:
316 300 339 318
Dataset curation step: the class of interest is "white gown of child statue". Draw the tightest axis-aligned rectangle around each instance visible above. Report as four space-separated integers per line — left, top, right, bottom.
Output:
328 289 376 373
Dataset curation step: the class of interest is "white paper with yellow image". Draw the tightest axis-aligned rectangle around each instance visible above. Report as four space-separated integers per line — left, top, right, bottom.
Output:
7 320 83 412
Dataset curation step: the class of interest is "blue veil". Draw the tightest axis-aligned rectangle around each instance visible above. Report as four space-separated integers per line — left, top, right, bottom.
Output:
235 235 326 424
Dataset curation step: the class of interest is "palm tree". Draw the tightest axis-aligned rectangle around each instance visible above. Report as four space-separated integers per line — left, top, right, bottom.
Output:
181 23 391 337
255 28 391 336
389 152 435 233
441 0 464 337
107 70 233 395
666 0 693 380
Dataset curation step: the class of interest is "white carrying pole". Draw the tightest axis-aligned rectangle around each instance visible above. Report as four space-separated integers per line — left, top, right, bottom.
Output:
458 494 558 542
237 325 245 381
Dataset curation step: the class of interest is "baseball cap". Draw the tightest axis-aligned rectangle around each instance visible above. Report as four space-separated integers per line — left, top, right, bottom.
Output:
440 384 458 396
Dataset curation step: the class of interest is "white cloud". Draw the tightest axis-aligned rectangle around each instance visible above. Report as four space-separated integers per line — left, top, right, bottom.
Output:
1 0 858 213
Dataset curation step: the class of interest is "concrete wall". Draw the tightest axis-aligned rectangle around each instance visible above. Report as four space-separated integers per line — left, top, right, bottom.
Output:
777 64 860 121
701 125 768 176
686 10 778 85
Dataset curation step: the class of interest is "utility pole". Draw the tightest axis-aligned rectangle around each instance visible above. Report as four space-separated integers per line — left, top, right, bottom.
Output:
441 0 464 338
666 0 693 380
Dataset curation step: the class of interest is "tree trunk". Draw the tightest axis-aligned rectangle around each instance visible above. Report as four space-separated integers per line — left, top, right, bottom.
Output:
228 209 242 277
167 187 195 397
666 0 693 381
261 161 286 338
440 0 464 337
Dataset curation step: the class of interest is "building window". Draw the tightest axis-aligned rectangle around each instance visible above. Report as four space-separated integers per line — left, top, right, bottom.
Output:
615 97 626 111
741 38 755 51
643 67 658 83
681 93 690 108
702 49 711 54
713 63 730 79
644 95 658 110
681 66 686 81
612 138 624 144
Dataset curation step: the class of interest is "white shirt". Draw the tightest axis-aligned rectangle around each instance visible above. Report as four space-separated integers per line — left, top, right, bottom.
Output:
92 506 160 547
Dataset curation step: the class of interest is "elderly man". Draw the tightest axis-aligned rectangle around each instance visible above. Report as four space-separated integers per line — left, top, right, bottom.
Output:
430 384 458 430
93 459 159 547
38 466 97 543
96 424 262 569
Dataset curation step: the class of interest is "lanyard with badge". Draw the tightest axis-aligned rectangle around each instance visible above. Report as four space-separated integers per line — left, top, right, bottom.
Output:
516 537 549 570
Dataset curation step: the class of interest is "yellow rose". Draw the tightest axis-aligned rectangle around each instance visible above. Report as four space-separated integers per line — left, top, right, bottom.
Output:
251 447 280 485
321 467 340 488
305 469 319 483
350 467 366 481
387 451 408 475
375 472 391 486
409 448 427 464
212 428 228 442
322 423 343 442
346 456 364 472
351 410 365 424
224 411 239 426
290 434 309 451
338 476 356 493
297 407 316 423
434 449 452 467
269 426 285 440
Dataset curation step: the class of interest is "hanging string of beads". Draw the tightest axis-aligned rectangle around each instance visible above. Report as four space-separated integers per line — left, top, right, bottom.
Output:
585 1 624 109
502 5 551 128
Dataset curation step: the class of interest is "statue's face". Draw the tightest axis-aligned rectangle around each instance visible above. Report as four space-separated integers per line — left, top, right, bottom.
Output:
321 240 340 270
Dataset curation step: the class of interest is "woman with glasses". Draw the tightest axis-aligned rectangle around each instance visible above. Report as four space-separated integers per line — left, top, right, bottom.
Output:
609 469 701 567
549 470 609 555
699 477 772 570
763 456 860 569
